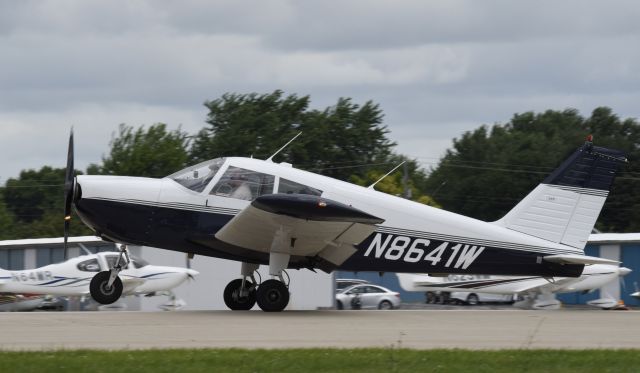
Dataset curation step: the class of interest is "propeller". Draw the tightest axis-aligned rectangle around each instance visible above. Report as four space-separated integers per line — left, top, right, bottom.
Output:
63 130 75 260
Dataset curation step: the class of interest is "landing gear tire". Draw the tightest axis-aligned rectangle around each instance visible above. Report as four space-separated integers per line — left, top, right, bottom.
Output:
223 279 256 310
466 293 479 306
90 271 123 305
256 279 289 312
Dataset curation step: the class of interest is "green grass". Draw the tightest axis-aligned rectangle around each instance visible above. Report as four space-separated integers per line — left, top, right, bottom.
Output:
1 348 639 373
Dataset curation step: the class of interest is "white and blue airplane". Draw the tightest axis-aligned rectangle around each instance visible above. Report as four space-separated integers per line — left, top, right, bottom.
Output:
397 264 632 309
62 133 627 311
0 251 198 299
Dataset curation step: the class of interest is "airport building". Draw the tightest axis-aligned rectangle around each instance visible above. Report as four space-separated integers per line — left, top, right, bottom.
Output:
1 233 638 310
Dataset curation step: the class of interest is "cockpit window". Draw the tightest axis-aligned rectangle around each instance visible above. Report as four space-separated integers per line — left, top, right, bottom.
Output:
211 166 275 201
77 258 100 272
278 178 322 196
168 158 226 193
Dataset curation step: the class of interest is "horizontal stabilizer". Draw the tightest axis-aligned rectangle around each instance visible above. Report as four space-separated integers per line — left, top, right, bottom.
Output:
543 254 618 265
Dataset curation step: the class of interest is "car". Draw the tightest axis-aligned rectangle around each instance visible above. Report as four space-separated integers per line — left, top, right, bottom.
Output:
336 284 401 310
336 278 370 292
448 292 514 305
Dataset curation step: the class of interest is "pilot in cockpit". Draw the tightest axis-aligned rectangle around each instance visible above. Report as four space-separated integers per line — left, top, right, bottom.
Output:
227 170 253 200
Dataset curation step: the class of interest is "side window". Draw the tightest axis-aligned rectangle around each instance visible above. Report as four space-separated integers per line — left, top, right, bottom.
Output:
277 178 322 196
365 286 383 294
77 258 100 272
211 166 275 201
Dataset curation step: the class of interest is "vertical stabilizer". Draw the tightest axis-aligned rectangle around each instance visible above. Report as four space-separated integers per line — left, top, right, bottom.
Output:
494 139 627 250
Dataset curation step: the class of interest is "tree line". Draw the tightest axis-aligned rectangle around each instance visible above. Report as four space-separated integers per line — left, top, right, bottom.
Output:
0 91 638 240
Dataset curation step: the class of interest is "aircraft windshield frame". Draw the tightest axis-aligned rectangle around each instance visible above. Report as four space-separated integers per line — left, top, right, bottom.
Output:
167 158 227 193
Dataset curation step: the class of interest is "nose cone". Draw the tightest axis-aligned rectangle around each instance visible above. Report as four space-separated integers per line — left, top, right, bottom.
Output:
186 269 200 278
74 175 164 243
619 267 632 276
76 175 163 202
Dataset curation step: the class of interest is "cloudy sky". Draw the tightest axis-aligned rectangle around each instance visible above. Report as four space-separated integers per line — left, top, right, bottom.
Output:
1 0 639 182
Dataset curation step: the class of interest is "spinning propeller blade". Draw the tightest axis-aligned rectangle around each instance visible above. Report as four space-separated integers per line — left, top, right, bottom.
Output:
63 130 75 259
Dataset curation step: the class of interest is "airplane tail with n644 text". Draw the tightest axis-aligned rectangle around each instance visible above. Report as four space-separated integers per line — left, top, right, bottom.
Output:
63 131 627 311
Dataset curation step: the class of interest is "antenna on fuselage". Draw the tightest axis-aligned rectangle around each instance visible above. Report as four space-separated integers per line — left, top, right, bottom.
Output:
266 131 302 162
367 161 406 190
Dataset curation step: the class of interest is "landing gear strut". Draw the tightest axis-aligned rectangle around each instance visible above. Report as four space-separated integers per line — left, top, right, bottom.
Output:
90 244 128 304
224 228 293 312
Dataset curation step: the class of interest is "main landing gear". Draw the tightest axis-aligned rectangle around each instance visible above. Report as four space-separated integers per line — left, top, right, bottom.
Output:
223 262 291 312
90 244 128 305
224 228 293 312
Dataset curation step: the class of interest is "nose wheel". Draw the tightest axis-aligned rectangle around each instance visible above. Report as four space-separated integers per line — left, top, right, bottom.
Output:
89 244 128 305
90 271 123 304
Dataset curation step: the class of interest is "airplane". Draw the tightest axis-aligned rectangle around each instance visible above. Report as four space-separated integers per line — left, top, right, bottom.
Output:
632 282 640 300
397 264 632 310
0 251 199 300
62 132 627 311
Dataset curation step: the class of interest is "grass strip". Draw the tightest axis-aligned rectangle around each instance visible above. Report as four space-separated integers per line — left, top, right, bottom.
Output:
1 348 639 373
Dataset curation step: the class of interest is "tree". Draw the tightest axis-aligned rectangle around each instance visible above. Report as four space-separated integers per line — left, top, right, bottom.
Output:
1 166 91 239
425 107 640 232
189 90 397 181
350 155 439 207
88 123 189 178
0 195 15 239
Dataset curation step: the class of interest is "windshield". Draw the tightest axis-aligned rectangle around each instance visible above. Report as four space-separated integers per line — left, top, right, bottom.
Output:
168 158 226 193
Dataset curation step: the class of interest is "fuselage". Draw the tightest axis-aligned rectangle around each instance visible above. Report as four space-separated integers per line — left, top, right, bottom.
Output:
74 157 585 277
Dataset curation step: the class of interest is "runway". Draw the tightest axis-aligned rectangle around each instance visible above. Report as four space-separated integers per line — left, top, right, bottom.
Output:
1 310 639 350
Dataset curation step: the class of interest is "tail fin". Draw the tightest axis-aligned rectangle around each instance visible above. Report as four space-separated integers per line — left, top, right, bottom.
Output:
494 138 627 250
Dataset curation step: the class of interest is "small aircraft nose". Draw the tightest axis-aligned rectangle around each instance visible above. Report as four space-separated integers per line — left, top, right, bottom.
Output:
619 267 632 276
186 269 200 278
73 175 164 242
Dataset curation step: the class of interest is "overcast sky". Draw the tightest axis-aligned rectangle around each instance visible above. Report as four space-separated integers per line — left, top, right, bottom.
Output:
1 0 639 182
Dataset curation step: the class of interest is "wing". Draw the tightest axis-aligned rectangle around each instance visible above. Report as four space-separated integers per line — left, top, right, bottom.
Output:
215 194 384 271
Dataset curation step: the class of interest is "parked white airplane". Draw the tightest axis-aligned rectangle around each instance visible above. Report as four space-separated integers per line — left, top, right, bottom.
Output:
397 264 632 309
632 283 640 300
62 132 627 311
0 251 198 298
